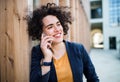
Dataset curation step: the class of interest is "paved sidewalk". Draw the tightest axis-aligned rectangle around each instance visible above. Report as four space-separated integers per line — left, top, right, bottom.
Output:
89 49 120 82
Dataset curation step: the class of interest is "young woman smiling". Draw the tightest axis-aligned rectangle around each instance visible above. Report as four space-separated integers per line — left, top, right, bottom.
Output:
25 3 99 82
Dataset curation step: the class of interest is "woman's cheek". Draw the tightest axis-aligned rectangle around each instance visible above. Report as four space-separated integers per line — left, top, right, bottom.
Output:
46 30 54 36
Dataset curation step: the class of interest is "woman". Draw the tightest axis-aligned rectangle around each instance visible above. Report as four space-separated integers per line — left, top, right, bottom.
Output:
26 3 99 82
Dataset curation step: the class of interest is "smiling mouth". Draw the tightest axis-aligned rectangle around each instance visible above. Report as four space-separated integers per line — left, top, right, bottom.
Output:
53 33 61 38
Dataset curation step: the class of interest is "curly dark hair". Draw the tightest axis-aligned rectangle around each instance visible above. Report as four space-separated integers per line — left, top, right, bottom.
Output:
25 3 72 40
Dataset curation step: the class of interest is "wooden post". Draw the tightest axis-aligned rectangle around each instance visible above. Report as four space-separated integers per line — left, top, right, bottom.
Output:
59 0 70 6
70 0 90 51
0 0 30 82
0 0 8 81
70 0 77 42
40 0 58 5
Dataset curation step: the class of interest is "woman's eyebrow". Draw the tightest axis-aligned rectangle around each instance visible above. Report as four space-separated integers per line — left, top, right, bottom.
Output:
47 24 53 27
56 21 61 25
45 21 60 28
45 24 53 28
57 21 60 23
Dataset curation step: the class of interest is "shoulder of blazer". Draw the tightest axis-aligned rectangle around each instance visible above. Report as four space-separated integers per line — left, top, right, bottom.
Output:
65 41 85 58
31 44 43 59
65 41 84 53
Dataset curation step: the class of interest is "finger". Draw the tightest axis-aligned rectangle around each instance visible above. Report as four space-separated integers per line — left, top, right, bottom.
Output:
47 42 52 48
41 36 53 43
41 33 46 40
45 38 53 45
41 38 53 47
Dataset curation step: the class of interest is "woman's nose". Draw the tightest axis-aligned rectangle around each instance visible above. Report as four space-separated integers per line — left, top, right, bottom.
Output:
54 26 59 31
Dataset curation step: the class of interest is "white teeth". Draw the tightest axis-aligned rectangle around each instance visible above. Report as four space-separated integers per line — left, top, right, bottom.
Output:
55 33 61 37
56 34 60 36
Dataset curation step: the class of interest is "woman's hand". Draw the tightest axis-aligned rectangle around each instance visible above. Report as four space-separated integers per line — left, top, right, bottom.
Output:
40 33 54 61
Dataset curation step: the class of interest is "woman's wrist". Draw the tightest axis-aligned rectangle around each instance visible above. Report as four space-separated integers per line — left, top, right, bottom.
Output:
41 58 52 66
41 58 51 75
43 56 52 62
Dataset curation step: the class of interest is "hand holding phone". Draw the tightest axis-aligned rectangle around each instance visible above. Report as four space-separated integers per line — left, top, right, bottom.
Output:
40 33 54 59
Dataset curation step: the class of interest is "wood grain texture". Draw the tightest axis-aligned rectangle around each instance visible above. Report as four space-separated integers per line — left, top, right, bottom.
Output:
0 0 30 82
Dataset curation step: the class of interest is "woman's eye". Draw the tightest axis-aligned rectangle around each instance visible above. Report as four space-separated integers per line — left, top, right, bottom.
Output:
57 23 61 26
47 26 53 29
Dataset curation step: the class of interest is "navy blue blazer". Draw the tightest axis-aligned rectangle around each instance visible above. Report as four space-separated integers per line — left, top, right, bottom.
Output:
30 40 99 82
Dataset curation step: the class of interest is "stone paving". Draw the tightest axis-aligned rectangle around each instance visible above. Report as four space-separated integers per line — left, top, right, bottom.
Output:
88 49 120 82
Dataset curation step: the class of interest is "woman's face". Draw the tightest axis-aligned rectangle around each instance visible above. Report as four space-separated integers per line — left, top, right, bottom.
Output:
42 15 64 44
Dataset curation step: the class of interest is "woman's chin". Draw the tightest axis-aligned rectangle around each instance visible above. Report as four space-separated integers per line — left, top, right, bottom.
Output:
52 39 63 44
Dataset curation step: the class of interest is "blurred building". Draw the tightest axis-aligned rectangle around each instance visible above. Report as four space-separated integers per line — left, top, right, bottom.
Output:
90 0 120 50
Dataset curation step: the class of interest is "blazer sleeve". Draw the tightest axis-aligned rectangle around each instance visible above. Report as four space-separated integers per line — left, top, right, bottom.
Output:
81 45 99 82
30 46 50 82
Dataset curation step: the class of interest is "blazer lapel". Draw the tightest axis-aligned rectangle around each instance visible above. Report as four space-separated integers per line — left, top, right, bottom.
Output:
49 62 57 82
65 41 77 82
65 41 83 82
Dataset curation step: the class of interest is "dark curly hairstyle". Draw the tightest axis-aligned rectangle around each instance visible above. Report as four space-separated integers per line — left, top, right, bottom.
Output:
25 3 72 40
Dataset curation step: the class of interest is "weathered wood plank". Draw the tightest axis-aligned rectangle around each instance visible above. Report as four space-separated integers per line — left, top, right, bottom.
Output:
10 0 30 81
6 0 15 82
0 0 7 82
0 0 30 82
40 0 57 5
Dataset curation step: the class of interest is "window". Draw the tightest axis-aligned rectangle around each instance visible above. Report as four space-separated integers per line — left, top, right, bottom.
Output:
109 37 116 49
109 0 120 27
91 1 102 19
33 0 40 9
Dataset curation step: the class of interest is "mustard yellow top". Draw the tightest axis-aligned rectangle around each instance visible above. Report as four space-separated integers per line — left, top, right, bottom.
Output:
53 52 73 82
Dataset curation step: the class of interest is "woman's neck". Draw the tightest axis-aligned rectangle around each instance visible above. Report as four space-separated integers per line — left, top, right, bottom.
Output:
52 41 66 59
52 41 64 51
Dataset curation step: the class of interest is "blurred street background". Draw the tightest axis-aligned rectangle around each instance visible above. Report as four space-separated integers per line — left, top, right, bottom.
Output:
90 49 120 82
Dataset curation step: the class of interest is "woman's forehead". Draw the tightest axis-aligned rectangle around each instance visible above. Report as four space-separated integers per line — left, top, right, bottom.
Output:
42 15 59 26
